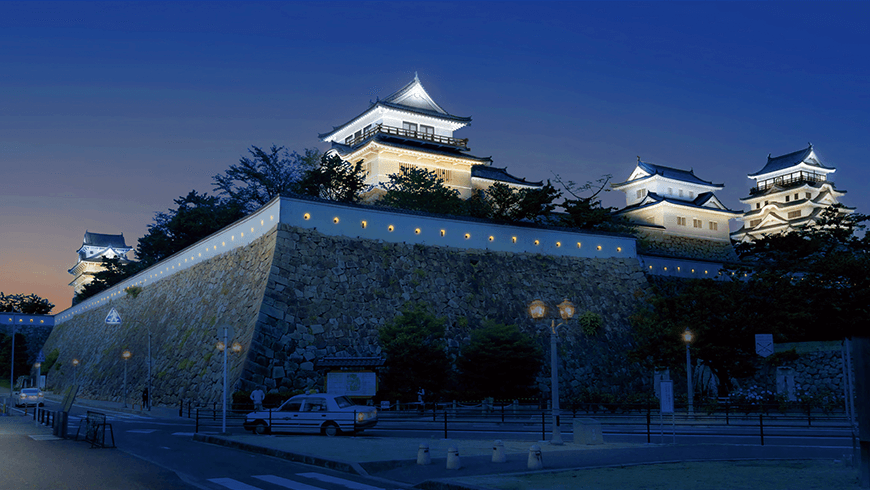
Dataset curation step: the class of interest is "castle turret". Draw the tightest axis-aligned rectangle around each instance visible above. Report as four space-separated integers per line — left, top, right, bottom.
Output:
319 74 541 199
68 231 132 296
731 144 852 242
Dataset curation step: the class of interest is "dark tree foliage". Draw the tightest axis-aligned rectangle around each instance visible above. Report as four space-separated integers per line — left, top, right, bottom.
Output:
213 145 321 213
483 182 561 223
734 204 870 340
136 190 246 266
456 320 542 400
0 333 29 380
295 153 368 203
0 293 54 314
378 302 452 398
553 174 632 231
74 257 147 304
379 166 465 215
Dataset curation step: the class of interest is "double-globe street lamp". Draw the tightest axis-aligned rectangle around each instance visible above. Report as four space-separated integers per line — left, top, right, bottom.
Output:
683 329 694 415
528 298 576 445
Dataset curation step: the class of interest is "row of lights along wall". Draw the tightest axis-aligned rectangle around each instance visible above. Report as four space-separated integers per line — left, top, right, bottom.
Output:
57 196 637 323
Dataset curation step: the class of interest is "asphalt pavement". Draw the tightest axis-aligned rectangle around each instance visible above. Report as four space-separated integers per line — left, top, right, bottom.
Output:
6 392 858 490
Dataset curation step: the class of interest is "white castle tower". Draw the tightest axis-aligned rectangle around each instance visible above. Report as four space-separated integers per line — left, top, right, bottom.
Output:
68 231 132 296
319 74 541 199
731 144 852 242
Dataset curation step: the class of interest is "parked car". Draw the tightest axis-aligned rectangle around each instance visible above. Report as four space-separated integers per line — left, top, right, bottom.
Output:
243 394 377 436
14 388 44 407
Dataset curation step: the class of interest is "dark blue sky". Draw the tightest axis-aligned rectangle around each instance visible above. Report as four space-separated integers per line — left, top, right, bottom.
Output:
2 1 868 312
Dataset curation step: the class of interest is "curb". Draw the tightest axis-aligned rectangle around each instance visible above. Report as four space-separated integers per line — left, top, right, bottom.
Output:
193 433 369 476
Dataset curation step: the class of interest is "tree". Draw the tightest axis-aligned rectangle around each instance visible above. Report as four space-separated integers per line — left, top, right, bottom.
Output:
0 293 54 314
213 145 321 213
456 320 542 399
553 174 631 231
74 257 147 303
483 182 561 223
295 153 368 203
378 302 451 398
136 190 246 266
629 278 769 396
379 166 465 215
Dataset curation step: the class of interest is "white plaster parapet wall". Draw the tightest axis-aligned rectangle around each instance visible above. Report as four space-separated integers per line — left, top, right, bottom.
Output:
56 195 637 324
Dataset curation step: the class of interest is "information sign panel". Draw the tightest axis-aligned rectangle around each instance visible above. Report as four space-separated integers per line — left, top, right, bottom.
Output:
326 372 377 397
756 334 774 357
105 308 122 325
660 380 674 414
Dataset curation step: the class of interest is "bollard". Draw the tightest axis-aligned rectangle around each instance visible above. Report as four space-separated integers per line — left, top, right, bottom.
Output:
446 446 461 470
417 443 431 465
528 445 544 470
492 440 506 463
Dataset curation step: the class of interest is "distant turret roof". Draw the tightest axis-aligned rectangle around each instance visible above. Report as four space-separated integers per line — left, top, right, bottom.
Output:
82 231 129 249
748 143 833 178
636 160 721 187
472 165 543 187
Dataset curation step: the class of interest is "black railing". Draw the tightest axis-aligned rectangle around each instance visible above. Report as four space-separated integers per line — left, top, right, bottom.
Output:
751 171 826 194
345 124 468 148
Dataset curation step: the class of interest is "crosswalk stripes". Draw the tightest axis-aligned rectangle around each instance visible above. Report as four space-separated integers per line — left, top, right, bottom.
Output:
297 473 385 490
208 473 387 490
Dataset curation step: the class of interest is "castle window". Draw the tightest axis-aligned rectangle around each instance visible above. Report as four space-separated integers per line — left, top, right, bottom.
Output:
750 219 761 227
363 124 372 134
785 195 790 202
788 210 802 219
806 192 811 200
354 130 362 140
693 219 702 228
402 122 418 134
709 222 718 231
689 191 694 199
679 189 684 198
756 203 760 209
420 124 434 135
345 136 353 144
794 193 799 200
677 217 686 226
636 189 644 199
668 187 673 195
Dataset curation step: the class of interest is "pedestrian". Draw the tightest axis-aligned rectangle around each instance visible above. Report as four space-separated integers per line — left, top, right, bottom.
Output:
141 388 149 410
250 387 265 411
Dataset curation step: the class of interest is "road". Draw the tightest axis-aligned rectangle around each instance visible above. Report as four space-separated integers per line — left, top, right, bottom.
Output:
9 399 407 490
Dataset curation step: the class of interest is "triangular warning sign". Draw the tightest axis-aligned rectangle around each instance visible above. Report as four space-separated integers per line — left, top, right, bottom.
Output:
105 308 122 325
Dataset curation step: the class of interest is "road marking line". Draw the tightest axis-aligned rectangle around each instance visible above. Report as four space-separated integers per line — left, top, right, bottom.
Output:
29 435 61 441
297 473 385 490
208 478 263 490
253 475 325 490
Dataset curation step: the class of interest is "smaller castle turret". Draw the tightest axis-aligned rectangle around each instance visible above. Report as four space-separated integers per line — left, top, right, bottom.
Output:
68 231 132 296
731 144 853 243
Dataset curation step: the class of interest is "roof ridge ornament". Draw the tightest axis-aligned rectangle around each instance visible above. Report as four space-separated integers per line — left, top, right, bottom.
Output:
414 71 419 82
808 141 813 149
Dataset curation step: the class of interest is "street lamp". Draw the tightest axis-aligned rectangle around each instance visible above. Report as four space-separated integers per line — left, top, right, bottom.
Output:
216 329 243 434
529 298 575 445
683 329 694 415
72 358 80 385
122 350 132 408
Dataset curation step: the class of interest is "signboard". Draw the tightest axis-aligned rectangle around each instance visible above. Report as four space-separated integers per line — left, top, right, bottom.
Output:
755 334 774 357
105 308 122 325
660 380 674 414
35 350 45 363
326 372 377 397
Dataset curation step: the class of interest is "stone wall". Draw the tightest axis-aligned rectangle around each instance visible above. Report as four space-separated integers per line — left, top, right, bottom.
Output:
737 341 849 397
42 221 653 405
639 230 738 262
243 223 651 398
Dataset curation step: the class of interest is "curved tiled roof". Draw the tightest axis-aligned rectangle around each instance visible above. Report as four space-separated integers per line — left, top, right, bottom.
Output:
748 144 833 178
471 165 543 187
616 191 740 215
82 231 129 249
330 136 493 164
636 160 722 187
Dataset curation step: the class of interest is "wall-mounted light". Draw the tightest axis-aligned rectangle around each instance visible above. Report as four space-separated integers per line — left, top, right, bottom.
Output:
261 219 264 226
512 237 517 243
440 230 446 237
555 242 561 247
464 233 471 239
534 240 540 246
596 245 602 251
617 247 622 252
415 228 421 234
488 236 494 242
677 266 681 272
333 217 340 224
664 266 668 271
577 242 582 248
303 213 311 220
361 220 367 229
388 225 394 232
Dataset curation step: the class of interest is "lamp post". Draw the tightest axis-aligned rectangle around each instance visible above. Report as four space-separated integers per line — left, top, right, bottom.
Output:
217 327 243 434
528 298 575 446
122 350 132 408
72 358 80 385
683 329 694 415
34 362 41 424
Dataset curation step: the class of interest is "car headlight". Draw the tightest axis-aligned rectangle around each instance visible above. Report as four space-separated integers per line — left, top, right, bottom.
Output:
19 394 25 399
